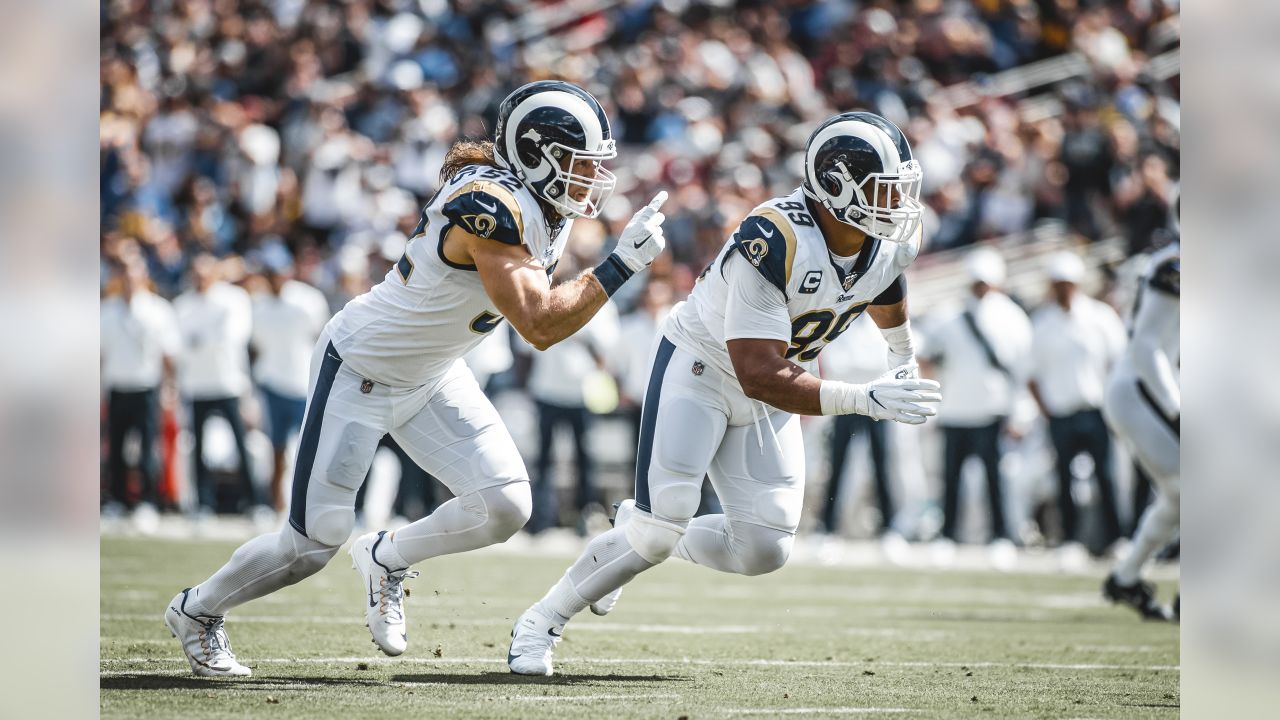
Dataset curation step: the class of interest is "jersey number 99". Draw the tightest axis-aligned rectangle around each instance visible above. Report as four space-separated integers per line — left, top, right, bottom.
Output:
785 303 869 361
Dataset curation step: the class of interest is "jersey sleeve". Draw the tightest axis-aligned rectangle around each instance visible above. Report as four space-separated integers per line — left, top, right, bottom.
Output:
723 251 792 344
441 180 525 247
1147 257 1180 297
871 274 907 305
729 208 798 297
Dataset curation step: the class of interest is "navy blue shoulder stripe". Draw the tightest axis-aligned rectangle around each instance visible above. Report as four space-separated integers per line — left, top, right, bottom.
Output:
730 211 797 296
442 186 524 247
1148 257 1180 297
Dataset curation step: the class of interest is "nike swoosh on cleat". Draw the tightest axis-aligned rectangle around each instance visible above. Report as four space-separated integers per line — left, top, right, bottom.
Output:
507 651 521 665
476 199 498 213
548 628 562 638
368 578 376 608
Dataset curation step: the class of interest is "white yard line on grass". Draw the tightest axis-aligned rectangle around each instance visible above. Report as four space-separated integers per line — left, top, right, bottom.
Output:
100 656 1179 672
725 708 912 715
512 693 681 702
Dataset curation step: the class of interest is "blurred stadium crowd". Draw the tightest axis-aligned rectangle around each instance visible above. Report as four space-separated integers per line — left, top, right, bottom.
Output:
100 0 1179 564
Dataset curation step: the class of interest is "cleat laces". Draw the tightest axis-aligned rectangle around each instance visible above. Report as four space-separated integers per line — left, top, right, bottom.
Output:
198 616 236 661
376 571 420 623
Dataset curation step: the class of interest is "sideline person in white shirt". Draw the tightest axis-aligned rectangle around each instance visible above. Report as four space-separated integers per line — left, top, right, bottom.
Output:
817 314 897 538
101 255 180 512
1028 251 1127 554
174 254 260 513
250 245 330 511
609 277 675 451
919 248 1030 559
525 261 620 535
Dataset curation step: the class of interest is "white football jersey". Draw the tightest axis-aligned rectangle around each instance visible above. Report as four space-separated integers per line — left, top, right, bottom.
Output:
326 163 572 387
664 188 921 384
1128 242 1179 345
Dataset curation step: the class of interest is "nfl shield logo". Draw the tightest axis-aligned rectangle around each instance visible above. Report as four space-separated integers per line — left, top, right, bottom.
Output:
842 273 857 291
692 361 705 376
360 379 374 394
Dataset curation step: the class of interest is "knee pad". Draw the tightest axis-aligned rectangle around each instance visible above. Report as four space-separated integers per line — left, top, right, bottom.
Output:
649 482 702 524
624 512 687 564
307 505 356 547
478 482 533 540
736 524 794 576
751 488 804 533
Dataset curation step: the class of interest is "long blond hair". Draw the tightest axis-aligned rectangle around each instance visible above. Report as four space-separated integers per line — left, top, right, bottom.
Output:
439 139 500 183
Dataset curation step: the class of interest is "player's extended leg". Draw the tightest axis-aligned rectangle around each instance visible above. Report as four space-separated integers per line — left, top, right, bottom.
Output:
509 340 728 675
674 412 804 576
166 339 387 676
1103 380 1180 619
350 363 532 656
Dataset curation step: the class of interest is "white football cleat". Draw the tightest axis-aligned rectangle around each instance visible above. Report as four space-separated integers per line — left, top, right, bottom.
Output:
164 589 251 678
590 499 638 616
350 530 419 657
507 605 564 676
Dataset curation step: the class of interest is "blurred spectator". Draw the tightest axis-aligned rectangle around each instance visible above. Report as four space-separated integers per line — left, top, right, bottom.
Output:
100 254 180 515
919 248 1031 562
525 266 620 535
174 254 259 514
249 243 329 511
99 0 1180 526
1058 83 1113 240
817 315 896 539
609 277 676 451
1028 251 1127 556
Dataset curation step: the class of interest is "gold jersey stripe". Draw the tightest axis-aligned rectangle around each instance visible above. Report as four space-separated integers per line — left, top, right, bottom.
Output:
445 179 525 238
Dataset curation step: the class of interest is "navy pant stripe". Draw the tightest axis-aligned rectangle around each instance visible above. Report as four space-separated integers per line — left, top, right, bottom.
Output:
1136 379 1180 438
289 342 343 537
634 337 676 513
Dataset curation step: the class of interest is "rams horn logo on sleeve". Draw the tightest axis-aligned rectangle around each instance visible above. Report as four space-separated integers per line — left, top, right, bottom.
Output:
743 238 770 267
464 213 499 238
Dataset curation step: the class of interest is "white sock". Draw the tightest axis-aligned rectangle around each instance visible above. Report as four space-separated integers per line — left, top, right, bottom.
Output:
536 526 655 623
674 514 735 569
375 532 411 572
389 483 530 565
189 527 338 617
1115 494 1179 585
537 575 588 625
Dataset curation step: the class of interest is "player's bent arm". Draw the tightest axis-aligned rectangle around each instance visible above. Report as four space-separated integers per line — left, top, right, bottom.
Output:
464 229 608 351
728 338 826 416
728 338 942 423
1128 288 1180 417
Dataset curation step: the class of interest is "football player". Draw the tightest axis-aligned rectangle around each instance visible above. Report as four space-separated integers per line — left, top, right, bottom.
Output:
508 112 942 675
1102 191 1180 620
164 81 669 676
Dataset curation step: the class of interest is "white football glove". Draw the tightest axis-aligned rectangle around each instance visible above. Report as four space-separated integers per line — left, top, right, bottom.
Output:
821 364 941 424
887 359 918 379
610 191 668 273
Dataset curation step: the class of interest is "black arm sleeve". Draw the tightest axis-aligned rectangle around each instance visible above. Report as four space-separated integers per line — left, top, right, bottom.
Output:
871 274 906 306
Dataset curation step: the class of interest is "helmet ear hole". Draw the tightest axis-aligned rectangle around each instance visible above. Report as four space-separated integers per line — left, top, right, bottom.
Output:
515 136 543 173
819 169 843 197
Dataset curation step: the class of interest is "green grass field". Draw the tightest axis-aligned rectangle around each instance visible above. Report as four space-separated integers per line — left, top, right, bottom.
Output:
102 536 1178 719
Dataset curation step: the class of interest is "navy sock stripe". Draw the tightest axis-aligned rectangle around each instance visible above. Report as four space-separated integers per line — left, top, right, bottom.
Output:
1136 379 1179 438
289 342 343 537
634 337 676 513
